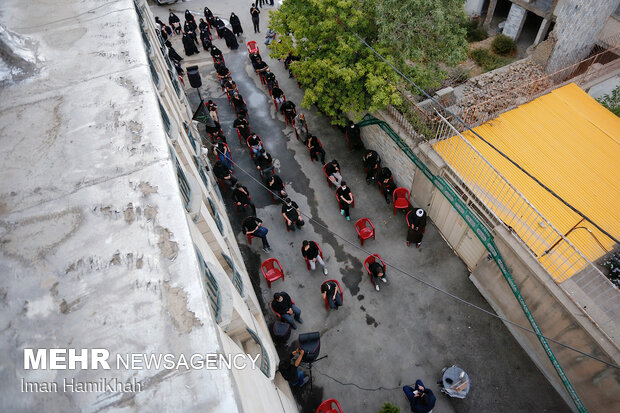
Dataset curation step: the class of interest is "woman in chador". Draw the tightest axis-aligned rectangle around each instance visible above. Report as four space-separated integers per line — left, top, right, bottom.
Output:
406 208 427 248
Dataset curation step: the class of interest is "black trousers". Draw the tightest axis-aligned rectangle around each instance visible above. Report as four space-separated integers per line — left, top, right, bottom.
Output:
252 18 260 33
340 203 350 217
310 147 325 163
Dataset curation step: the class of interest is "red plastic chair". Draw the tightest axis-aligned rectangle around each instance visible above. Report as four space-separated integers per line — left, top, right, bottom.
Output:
233 97 247 117
270 298 295 320
267 79 279 97
246 233 255 244
247 41 259 55
247 136 263 159
309 138 323 163
393 187 410 215
322 163 333 188
284 107 296 126
236 126 251 145
234 194 251 215
321 280 343 310
218 178 228 193
364 254 385 286
344 130 353 152
335 188 355 209
261 258 284 288
355 218 375 246
293 118 309 141
301 242 324 271
316 399 343 413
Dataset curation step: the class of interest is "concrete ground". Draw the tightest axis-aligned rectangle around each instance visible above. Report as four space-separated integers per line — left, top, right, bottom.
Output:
152 2 570 412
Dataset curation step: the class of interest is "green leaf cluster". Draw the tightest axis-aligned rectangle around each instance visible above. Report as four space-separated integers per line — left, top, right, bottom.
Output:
268 0 469 124
377 402 401 413
596 85 620 118
469 47 514 72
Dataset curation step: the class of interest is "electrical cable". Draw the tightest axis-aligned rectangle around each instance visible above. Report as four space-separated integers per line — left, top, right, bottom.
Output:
203 57 619 370
314 368 402 392
338 22 618 245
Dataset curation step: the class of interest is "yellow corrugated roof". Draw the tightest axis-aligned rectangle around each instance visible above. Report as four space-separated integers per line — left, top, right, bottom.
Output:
434 83 620 281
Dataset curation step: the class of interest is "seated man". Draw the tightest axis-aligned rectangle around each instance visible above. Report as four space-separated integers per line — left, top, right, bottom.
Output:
264 68 277 91
216 64 231 88
301 240 328 275
247 133 263 156
233 183 256 215
278 351 309 388
307 135 325 164
280 100 296 123
369 260 387 291
281 198 304 231
267 175 287 200
254 56 269 76
321 280 342 310
264 28 276 45
271 86 285 105
242 216 270 252
362 149 381 183
213 142 231 170
336 181 353 221
271 292 302 329
206 99 218 122
325 159 342 188
255 149 274 179
213 160 237 189
224 78 237 97
294 113 309 142
233 115 250 139
378 166 395 204
231 91 247 114
403 380 436 413
250 52 263 69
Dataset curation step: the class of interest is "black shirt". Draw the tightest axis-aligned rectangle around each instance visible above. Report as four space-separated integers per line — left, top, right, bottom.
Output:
369 262 384 276
250 6 260 18
325 161 339 176
271 87 284 99
302 241 320 260
272 293 293 315
282 201 300 220
256 153 273 169
233 186 251 204
281 100 296 114
279 362 298 382
268 175 284 192
378 167 392 182
247 135 261 147
265 72 276 83
242 216 261 233
213 162 230 179
255 61 268 72
337 186 352 203
321 281 337 295
232 95 244 107
363 150 380 167
307 136 321 149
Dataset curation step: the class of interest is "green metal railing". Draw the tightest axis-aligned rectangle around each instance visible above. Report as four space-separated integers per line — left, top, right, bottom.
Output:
358 114 587 413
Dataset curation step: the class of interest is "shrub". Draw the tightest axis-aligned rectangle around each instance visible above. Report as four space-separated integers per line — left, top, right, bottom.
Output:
601 250 620 287
596 85 620 117
469 48 514 72
464 20 488 42
491 34 516 55
378 402 401 413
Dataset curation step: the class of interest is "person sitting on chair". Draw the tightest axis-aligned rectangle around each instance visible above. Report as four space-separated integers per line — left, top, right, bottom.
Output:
278 352 309 387
213 160 237 189
271 86 285 106
369 260 387 291
242 216 271 252
294 113 309 143
264 28 276 45
216 64 231 88
210 45 223 60
206 99 218 122
224 78 237 98
321 280 342 309
325 159 342 188
231 91 247 114
336 181 353 221
267 175 287 200
362 149 381 184
247 133 263 156
301 240 328 274
264 68 277 91
213 141 231 170
233 115 250 140
233 183 256 215
255 149 274 179
282 198 304 231
280 100 296 123
254 56 269 76
307 135 325 164
272 292 302 329
378 166 395 204
403 380 436 413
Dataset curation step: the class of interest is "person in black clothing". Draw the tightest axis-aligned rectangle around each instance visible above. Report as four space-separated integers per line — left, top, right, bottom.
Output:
198 18 209 32
230 13 243 36
211 45 223 60
264 68 277 91
213 160 237 189
242 216 271 251
166 41 183 62
182 32 199 56
378 166 395 204
233 115 250 139
403 380 436 413
271 292 302 328
255 149 274 179
216 64 231 88
200 27 212 51
362 149 381 183
233 183 256 215
173 60 184 76
325 159 342 187
346 120 361 148
280 100 296 123
231 91 247 115
267 175 287 200
369 260 387 291
204 7 215 27
406 208 427 248
184 20 196 37
321 280 342 309
282 198 304 231
279 351 309 387
184 9 196 25
250 52 262 69
169 11 181 35
301 240 328 274
307 135 325 164
214 17 226 38
254 57 269 77
271 86 285 106
336 181 354 220
250 4 260 33
222 27 239 50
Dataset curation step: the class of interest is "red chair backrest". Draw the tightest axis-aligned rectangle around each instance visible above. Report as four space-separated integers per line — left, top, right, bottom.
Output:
247 41 258 53
270 300 282 319
247 135 263 148
316 398 343 413
364 254 383 272
394 187 409 200
355 218 373 233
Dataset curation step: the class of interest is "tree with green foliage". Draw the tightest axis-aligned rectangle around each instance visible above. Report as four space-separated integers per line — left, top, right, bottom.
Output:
268 0 469 125
596 85 620 117
377 402 401 413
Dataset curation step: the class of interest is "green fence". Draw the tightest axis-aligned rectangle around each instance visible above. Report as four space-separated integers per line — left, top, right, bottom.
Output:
358 114 587 413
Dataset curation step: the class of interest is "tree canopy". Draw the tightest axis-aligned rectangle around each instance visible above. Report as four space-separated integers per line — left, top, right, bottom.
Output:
268 0 468 125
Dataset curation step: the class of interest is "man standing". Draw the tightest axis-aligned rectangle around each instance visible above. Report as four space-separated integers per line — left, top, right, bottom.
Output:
281 198 304 231
301 240 328 275
362 149 381 183
250 4 260 33
271 292 303 329
336 181 354 221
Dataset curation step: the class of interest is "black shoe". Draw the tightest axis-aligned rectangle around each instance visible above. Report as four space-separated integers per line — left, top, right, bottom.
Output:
385 198 390 204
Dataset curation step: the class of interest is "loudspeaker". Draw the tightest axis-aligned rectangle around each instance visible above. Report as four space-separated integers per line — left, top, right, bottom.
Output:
298 332 321 362
187 65 202 88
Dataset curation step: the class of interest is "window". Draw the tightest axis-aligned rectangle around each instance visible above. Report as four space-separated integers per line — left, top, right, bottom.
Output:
195 248 221 323
208 198 225 235
146 54 159 86
247 328 270 377
158 99 171 135
134 1 144 26
193 155 208 187
222 253 243 295
168 69 182 97
140 28 151 53
177 162 191 211
184 122 198 153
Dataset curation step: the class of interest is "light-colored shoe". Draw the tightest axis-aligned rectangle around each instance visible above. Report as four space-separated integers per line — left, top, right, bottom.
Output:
375 284 380 291
323 267 328 275
340 209 345 215
381 277 387 283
